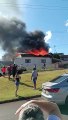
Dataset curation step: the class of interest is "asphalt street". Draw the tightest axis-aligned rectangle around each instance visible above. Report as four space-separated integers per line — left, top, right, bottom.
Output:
0 98 68 120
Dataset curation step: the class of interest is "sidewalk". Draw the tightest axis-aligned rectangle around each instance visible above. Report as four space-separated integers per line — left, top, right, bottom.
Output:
0 95 41 104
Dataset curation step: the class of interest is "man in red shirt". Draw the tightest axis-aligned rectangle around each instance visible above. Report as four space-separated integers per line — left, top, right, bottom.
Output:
1 66 6 76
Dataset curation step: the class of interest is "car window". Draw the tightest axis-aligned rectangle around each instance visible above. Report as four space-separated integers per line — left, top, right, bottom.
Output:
51 76 68 83
66 78 68 82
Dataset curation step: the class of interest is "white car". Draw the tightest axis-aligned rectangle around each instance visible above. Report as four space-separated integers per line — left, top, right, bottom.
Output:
41 74 68 104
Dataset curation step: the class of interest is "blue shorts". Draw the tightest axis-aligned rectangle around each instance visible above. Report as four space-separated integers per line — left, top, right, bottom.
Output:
32 77 37 84
15 81 19 86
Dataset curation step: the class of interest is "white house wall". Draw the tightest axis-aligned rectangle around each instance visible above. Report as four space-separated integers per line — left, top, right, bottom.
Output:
14 57 52 69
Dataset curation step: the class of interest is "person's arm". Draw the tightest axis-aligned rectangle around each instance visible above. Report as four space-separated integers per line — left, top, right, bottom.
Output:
15 99 62 119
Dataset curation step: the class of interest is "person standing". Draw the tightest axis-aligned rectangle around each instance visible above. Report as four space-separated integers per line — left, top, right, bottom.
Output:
34 64 37 69
43 63 46 70
12 64 17 80
31 67 38 89
7 65 12 80
1 66 6 77
15 72 21 97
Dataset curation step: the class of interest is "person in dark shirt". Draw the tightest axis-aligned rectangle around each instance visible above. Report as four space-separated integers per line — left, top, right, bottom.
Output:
7 65 12 80
12 64 17 80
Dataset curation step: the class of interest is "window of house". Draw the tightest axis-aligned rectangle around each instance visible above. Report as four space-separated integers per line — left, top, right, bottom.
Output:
25 59 31 63
41 59 46 63
64 58 68 61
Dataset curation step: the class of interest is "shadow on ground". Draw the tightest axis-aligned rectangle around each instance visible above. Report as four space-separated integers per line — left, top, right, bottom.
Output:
19 82 33 88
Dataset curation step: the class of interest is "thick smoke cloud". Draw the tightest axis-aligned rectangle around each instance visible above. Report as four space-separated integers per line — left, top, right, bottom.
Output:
0 17 26 53
0 17 49 54
19 30 49 52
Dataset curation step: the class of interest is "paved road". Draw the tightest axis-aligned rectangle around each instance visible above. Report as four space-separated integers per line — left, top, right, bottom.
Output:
0 98 68 120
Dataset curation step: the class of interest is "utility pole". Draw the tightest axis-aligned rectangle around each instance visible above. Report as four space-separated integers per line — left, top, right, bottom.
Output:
54 45 57 53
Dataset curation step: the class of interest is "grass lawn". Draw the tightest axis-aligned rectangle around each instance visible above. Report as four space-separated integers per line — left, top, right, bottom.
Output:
0 69 68 102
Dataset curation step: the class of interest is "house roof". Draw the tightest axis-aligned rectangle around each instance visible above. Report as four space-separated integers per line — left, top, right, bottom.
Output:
20 53 52 58
61 55 68 58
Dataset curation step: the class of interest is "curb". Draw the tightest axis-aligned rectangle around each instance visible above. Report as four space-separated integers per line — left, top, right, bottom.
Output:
0 95 41 104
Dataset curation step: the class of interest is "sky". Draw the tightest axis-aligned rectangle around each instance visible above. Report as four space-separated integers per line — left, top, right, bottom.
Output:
0 0 68 59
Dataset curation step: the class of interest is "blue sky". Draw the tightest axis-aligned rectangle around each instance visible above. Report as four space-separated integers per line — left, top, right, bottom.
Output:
0 0 68 58
20 0 68 54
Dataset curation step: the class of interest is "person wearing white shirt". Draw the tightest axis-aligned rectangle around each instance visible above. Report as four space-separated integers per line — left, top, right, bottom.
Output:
31 67 38 89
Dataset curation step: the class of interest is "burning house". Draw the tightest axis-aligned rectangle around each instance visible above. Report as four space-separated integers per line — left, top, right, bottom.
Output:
14 48 52 69
0 17 52 68
13 28 52 69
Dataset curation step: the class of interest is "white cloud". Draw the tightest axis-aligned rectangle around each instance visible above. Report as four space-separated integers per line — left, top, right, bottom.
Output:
0 0 22 18
44 31 52 53
49 48 52 52
65 20 68 27
44 31 52 43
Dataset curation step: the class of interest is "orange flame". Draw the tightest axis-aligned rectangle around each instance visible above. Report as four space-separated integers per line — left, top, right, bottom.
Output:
26 48 48 56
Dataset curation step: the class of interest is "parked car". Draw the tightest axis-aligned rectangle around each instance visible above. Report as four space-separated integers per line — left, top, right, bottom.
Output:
41 74 68 105
17 66 27 74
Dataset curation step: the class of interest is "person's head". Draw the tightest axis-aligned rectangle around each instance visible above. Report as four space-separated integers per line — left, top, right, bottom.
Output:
18 104 45 120
33 67 36 71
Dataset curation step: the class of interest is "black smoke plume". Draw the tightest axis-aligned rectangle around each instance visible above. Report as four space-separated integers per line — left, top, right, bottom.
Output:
18 31 49 52
0 17 49 55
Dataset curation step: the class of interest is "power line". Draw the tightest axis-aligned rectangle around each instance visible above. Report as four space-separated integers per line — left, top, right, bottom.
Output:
0 3 68 10
0 3 67 8
52 31 67 33
51 44 68 47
